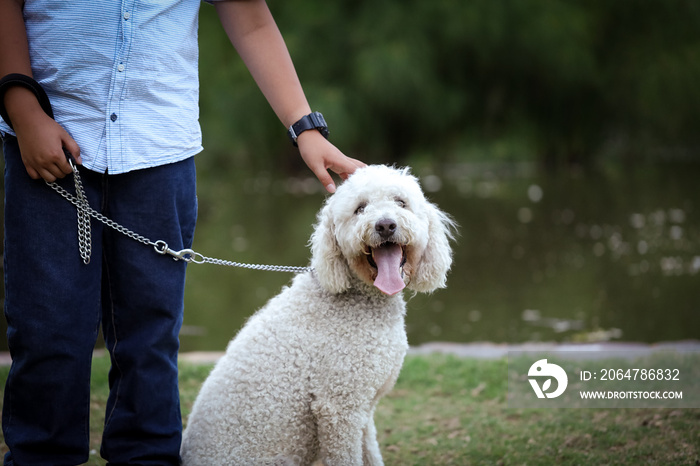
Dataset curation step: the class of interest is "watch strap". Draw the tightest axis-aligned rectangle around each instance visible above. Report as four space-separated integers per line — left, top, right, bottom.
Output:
0 73 55 130
287 111 329 147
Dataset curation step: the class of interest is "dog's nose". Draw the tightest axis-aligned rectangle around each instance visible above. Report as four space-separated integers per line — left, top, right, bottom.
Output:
375 218 397 239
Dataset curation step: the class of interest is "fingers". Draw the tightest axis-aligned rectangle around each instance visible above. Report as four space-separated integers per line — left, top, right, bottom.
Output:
24 145 74 182
62 133 82 166
297 132 366 193
15 116 80 182
26 152 72 182
34 166 63 183
320 157 362 191
24 165 40 181
303 156 337 193
330 156 365 179
325 156 366 191
311 155 359 194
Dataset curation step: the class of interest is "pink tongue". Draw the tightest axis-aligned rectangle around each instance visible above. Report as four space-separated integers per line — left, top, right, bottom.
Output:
373 243 405 295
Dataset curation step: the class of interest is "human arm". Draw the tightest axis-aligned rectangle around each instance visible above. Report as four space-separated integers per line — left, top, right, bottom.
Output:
0 0 80 181
213 0 364 192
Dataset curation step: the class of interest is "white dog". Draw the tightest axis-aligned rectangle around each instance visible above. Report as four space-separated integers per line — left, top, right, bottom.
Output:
181 165 455 465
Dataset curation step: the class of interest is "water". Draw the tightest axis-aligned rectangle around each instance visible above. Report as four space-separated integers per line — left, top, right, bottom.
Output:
403 163 699 346
178 162 700 351
1 162 698 352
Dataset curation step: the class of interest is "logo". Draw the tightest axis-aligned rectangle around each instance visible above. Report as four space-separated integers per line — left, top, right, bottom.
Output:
528 359 568 398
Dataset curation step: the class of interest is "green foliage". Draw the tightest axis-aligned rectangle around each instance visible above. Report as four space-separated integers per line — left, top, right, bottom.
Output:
199 0 700 172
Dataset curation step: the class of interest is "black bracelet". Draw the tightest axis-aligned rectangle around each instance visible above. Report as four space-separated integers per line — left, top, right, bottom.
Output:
0 73 55 130
287 111 329 147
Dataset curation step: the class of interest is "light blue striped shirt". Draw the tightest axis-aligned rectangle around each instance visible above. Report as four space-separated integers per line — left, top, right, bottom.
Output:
0 0 213 174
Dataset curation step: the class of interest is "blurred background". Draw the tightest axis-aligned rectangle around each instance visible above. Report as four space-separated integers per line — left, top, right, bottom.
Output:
3 0 700 351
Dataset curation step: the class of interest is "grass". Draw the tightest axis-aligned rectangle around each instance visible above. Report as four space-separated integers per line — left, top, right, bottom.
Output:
0 353 698 465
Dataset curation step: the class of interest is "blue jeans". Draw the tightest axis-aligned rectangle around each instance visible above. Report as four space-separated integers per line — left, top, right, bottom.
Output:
2 136 197 465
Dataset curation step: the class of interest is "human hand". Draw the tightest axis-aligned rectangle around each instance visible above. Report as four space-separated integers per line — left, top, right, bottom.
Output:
7 87 81 182
296 130 365 193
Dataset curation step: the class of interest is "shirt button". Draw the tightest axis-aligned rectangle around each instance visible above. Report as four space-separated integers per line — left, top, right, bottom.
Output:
123 11 131 20
117 63 125 72
110 113 118 122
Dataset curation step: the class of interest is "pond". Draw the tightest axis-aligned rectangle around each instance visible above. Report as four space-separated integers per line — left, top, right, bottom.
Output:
0 161 698 352
178 161 700 352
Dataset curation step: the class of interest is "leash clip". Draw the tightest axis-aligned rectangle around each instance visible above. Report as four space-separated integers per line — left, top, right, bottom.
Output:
153 240 205 264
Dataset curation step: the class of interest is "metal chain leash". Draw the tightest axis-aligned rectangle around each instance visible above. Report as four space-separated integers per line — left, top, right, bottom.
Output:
194 254 312 273
69 159 92 264
45 163 313 273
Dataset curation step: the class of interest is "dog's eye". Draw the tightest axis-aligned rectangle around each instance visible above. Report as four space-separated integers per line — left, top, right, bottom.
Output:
354 202 367 215
395 198 407 208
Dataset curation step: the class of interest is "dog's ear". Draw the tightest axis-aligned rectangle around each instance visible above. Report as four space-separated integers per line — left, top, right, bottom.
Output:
310 203 352 294
408 202 456 293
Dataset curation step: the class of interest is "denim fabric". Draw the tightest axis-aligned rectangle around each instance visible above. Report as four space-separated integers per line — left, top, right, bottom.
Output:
2 136 197 465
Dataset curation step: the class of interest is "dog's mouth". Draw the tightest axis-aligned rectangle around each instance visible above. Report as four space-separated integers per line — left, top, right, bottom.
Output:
363 242 407 296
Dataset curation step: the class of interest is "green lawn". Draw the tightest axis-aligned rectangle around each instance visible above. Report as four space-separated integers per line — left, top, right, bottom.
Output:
0 353 697 465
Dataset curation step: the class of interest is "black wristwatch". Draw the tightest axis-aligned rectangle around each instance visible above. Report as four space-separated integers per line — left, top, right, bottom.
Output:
287 111 329 147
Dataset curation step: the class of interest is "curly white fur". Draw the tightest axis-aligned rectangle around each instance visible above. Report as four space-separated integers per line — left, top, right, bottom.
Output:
181 165 455 465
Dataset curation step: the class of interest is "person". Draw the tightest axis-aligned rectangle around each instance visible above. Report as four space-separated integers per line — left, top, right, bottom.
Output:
0 0 364 464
